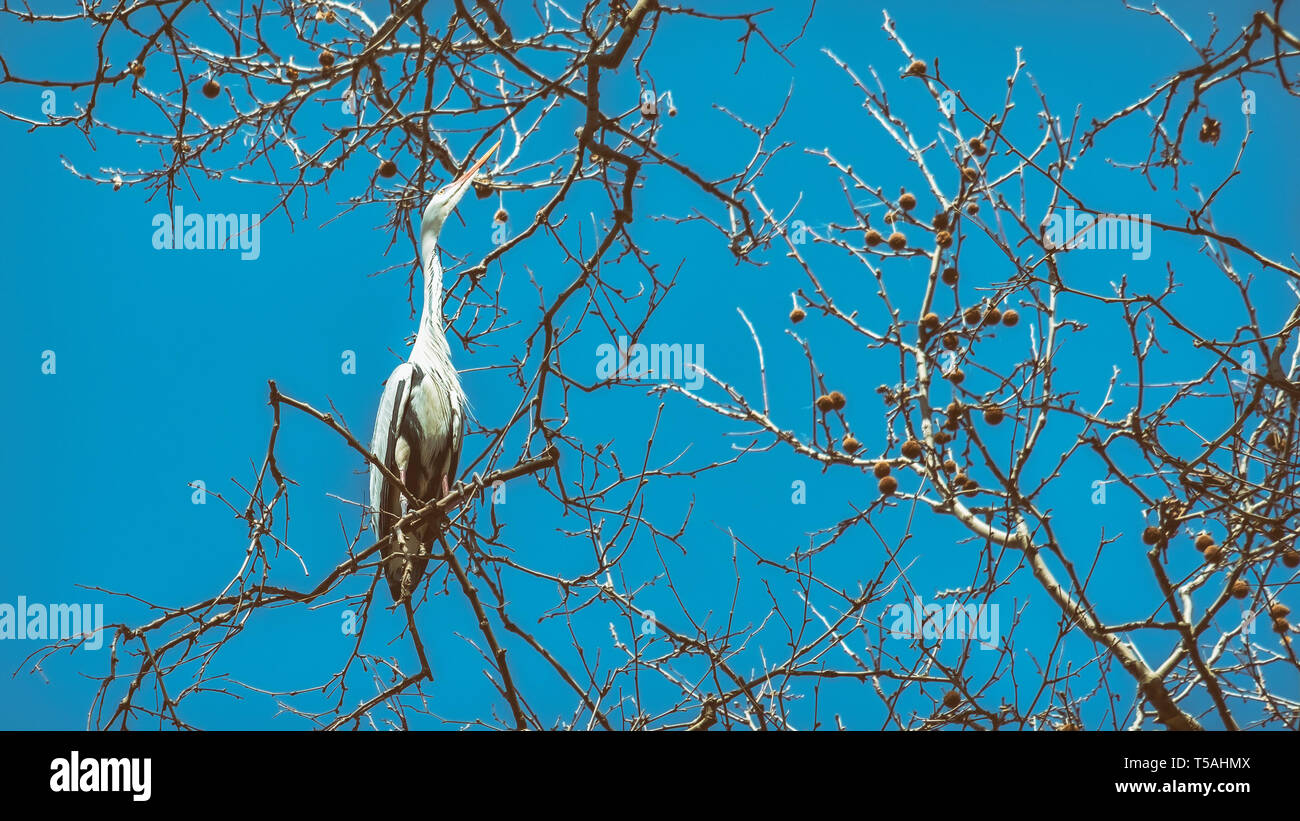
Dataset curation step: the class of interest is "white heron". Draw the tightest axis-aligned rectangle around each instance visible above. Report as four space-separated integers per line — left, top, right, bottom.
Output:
369 140 499 602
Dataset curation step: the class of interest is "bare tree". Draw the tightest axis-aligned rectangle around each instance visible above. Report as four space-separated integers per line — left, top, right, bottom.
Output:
8 1 1298 730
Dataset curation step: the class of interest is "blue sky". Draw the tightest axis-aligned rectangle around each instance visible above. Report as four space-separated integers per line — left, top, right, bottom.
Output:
1 0 1295 729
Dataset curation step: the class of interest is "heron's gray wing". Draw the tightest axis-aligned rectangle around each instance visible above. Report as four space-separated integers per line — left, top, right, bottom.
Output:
370 363 415 600
444 401 465 490
390 367 463 598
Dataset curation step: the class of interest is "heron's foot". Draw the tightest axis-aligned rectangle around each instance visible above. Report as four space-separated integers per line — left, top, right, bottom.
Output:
469 471 486 497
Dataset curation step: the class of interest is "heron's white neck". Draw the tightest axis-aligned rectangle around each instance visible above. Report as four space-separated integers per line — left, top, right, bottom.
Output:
412 233 453 366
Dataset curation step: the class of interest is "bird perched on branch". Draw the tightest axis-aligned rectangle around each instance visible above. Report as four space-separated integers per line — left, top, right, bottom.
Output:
369 140 499 602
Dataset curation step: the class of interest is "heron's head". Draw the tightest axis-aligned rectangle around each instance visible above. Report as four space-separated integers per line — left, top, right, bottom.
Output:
420 139 500 240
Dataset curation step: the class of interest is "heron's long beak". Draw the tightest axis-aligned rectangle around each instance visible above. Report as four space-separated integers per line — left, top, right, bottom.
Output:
450 139 501 196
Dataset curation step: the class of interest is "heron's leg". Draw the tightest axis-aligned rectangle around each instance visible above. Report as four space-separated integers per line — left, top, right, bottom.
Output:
400 468 409 515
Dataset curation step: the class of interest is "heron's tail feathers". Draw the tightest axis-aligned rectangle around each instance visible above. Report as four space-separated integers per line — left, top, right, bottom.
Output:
384 523 432 603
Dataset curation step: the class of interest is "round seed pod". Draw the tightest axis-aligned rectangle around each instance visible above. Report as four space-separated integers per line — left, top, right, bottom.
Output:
378 160 397 178
1142 526 1163 546
947 368 965 384
873 460 891 478
934 431 952 445
963 307 981 325
935 230 953 248
953 472 969 488
888 232 907 251
1204 544 1225 564
843 436 860 454
318 50 335 68
901 439 923 459
942 690 960 708
1272 619 1290 634
906 60 927 76
985 307 1002 325
942 459 957 473
1265 430 1287 452
941 267 959 285
866 229 884 247
878 475 899 496
922 312 942 331
1269 603 1291 620
1001 309 1020 327
942 333 959 351
790 308 806 323
815 394 835 413
961 165 978 182
899 192 917 211
968 137 986 156
201 79 220 98
1283 550 1300 568
932 213 949 230
966 202 979 215
1231 580 1250 599
830 391 847 410
1199 115 1221 145
1194 532 1215 551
